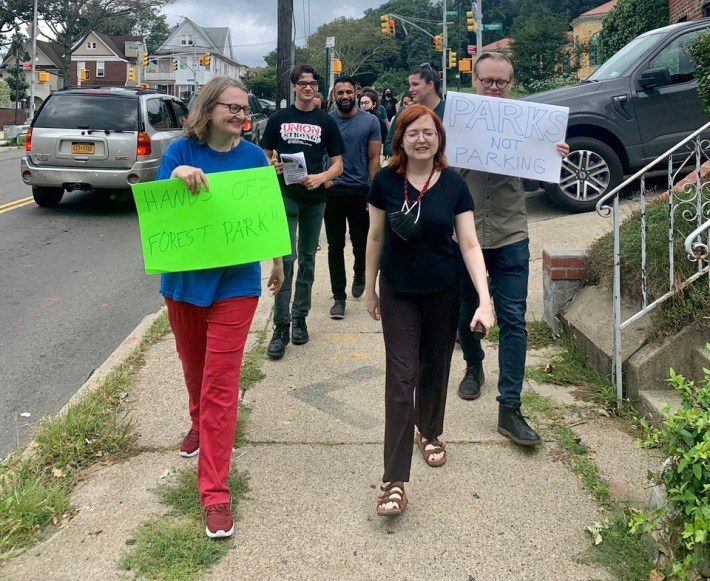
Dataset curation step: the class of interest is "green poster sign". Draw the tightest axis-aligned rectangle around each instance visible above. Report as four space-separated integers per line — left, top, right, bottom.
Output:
132 167 291 274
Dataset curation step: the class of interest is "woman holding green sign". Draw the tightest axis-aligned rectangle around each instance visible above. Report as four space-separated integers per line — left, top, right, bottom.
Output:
156 76 284 539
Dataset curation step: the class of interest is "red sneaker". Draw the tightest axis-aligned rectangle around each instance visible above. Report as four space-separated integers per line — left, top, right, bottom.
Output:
205 503 234 538
179 429 199 457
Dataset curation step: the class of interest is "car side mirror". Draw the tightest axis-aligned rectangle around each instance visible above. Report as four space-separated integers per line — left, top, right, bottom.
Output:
639 67 672 89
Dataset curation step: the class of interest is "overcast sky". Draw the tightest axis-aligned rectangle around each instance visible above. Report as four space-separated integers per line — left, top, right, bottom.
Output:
162 0 387 67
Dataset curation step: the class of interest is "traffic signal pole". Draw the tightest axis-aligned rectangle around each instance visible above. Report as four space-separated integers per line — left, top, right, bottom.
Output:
441 0 447 96
476 0 483 64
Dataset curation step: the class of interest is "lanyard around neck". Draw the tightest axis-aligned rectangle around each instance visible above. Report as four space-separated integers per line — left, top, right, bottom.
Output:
403 166 436 207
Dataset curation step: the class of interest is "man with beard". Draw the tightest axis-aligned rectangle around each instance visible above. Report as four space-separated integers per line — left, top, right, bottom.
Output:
324 75 382 319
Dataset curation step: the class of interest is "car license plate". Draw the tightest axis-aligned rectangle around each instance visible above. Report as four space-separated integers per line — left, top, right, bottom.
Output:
71 142 95 154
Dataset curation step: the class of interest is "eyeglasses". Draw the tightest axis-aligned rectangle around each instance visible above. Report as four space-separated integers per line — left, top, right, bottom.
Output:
295 81 319 88
403 129 438 142
476 77 511 89
216 102 251 114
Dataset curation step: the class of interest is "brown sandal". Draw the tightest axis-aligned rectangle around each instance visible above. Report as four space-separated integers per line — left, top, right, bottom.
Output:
376 481 408 516
416 432 447 467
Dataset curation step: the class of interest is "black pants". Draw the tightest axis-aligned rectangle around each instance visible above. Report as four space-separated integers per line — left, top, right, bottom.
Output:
324 188 369 301
379 275 460 483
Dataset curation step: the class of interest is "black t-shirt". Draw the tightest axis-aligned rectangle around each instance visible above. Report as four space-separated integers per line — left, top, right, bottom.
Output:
367 167 474 293
261 105 345 204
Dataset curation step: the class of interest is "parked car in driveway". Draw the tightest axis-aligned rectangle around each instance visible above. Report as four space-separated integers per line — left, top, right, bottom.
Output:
523 18 710 212
243 93 269 145
20 86 188 207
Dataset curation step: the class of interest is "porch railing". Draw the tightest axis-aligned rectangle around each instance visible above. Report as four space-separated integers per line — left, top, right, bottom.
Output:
595 120 710 407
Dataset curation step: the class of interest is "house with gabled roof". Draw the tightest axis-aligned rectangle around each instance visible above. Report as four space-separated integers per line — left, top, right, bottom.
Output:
70 31 146 87
147 17 248 100
571 0 618 79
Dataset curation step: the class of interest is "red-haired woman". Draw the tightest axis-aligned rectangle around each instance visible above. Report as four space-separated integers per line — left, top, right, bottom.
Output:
365 104 494 516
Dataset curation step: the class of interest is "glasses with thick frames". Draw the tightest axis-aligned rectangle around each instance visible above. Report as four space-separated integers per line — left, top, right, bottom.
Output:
476 77 511 89
216 102 251 114
403 129 438 142
295 80 319 88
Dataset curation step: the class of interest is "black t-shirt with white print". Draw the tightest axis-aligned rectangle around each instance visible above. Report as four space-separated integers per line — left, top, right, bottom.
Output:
261 105 345 204
367 166 474 294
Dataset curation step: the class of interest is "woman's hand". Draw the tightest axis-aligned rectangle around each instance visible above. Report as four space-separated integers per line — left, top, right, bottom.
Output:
170 165 209 195
556 142 570 158
470 303 494 336
267 259 284 296
365 289 381 321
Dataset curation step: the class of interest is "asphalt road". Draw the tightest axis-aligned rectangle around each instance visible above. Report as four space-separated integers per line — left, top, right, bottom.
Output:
0 148 163 458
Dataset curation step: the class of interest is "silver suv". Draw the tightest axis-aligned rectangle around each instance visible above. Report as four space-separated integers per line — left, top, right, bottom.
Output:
20 86 188 207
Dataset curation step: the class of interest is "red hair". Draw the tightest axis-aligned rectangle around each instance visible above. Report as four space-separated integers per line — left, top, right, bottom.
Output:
388 104 447 174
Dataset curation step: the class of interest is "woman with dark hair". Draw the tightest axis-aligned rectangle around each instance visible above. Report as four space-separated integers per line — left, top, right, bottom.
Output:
157 76 284 538
397 91 413 112
381 87 398 121
359 93 388 143
365 104 493 516
313 92 327 111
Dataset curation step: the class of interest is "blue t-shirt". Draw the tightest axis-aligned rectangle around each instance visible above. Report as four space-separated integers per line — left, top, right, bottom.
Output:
329 109 381 189
156 137 269 307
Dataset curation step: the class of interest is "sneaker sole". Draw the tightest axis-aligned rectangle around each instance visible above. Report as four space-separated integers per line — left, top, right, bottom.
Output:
179 448 199 458
330 313 345 319
497 426 541 446
205 524 234 538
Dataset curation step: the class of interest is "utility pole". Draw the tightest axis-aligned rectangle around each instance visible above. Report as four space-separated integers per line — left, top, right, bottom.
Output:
476 0 483 63
442 0 447 96
29 0 38 121
276 0 293 111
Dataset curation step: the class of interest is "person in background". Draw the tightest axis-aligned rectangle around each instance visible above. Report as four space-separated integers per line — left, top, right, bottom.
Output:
261 64 345 360
456 51 569 447
313 92 327 111
324 75 381 320
157 76 284 538
359 93 388 144
365 104 493 516
397 91 413 112
361 86 388 122
381 87 398 121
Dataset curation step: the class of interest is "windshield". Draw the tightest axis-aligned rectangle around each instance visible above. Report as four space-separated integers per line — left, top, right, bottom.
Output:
34 95 139 131
588 32 666 81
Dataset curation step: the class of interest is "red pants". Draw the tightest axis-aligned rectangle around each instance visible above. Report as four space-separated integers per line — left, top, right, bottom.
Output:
165 296 258 507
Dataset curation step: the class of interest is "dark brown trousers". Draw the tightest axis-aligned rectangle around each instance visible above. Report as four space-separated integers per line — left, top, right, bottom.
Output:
379 275 460 483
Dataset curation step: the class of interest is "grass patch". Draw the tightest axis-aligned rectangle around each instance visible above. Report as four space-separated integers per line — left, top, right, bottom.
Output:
527 320 556 350
0 311 170 562
120 467 249 581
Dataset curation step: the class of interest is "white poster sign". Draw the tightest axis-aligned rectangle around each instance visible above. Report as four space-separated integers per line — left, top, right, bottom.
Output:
442 91 569 183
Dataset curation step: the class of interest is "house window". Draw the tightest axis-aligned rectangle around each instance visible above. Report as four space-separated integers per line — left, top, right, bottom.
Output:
87 42 96 49
181 34 194 46
704 3 710 17
97 61 105 77
589 33 600 67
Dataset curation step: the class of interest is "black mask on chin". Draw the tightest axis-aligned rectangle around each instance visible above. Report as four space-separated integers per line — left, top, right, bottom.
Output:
388 209 422 240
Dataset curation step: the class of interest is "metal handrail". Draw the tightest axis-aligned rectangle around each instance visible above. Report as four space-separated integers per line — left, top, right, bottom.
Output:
596 118 710 217
685 218 710 259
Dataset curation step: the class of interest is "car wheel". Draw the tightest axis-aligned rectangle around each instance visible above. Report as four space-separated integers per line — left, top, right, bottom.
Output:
544 136 623 213
32 186 64 207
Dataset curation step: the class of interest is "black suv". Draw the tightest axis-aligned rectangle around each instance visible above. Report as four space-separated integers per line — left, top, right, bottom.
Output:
21 86 188 207
523 18 710 212
243 93 268 145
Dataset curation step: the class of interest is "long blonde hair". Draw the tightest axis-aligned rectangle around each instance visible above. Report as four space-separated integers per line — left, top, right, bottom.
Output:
183 76 248 144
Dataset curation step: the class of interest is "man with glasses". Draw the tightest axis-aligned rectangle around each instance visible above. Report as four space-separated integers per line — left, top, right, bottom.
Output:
324 75 382 320
261 64 345 360
383 63 444 156
456 52 569 447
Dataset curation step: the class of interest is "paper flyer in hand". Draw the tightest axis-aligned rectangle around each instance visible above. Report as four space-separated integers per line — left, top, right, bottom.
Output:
280 152 308 185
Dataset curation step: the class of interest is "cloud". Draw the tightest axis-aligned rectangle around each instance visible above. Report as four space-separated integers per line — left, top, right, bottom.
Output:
162 0 385 67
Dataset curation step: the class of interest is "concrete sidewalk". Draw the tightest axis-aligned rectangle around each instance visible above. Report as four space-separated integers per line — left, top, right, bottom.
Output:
1 202 661 581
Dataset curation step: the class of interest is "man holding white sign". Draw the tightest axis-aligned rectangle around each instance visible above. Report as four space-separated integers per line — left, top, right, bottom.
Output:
446 52 569 446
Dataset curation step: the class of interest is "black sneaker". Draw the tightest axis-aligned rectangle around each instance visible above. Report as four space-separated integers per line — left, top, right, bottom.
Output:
292 316 309 345
329 300 346 319
267 323 289 359
497 405 542 446
351 276 365 299
458 364 484 400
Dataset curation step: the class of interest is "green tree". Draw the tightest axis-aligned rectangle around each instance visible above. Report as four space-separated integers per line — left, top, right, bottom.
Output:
0 0 32 50
4 33 29 102
248 67 277 100
371 68 410 96
98 8 171 54
0 79 11 107
510 10 577 91
597 0 668 62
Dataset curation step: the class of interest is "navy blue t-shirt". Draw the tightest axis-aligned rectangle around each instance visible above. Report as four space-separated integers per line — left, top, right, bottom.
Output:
156 137 269 306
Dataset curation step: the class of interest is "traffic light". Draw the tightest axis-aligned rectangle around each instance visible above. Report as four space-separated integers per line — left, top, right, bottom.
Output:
142 52 149 67
198 55 205 66
172 59 178 71
203 52 211 67
380 14 393 36
433 34 443 52
38 71 50 83
459 58 472 73
448 50 457 69
333 58 342 74
466 11 477 32
128 67 136 82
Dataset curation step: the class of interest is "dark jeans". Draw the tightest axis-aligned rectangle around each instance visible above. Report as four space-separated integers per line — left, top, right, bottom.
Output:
458 238 529 408
324 188 369 301
274 196 325 325
380 275 460 483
